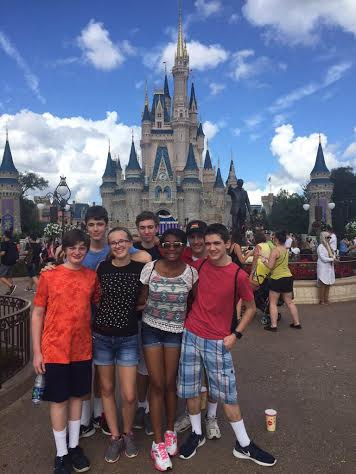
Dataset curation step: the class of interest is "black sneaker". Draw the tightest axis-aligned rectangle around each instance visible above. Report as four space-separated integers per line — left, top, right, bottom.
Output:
233 440 277 467
179 431 206 460
79 421 95 438
101 415 111 436
264 325 277 332
133 406 145 429
6 285 16 296
91 415 101 429
68 446 91 472
54 455 72 474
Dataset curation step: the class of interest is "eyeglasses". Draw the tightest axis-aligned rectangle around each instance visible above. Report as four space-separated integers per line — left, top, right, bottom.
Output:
109 240 130 247
161 241 184 249
326 237 331 240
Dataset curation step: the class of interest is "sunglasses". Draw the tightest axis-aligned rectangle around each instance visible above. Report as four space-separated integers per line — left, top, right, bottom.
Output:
161 241 184 249
326 237 331 240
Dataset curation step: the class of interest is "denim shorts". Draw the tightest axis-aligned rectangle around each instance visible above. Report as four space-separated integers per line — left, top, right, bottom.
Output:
141 322 182 348
93 332 139 366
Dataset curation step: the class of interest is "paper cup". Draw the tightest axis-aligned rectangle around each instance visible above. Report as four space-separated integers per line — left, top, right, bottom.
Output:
265 409 277 432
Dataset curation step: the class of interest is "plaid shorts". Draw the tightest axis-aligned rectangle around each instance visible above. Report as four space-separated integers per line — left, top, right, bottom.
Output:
177 329 238 405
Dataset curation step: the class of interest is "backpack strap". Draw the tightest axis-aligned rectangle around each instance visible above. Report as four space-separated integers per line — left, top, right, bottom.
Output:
231 267 241 332
148 260 158 285
197 257 208 273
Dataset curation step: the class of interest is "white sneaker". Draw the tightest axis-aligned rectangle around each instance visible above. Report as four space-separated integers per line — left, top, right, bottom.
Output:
205 415 221 440
164 430 178 456
174 412 191 433
151 442 172 472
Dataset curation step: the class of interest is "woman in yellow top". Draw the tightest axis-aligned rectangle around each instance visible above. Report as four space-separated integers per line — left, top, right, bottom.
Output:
249 232 271 287
261 230 301 332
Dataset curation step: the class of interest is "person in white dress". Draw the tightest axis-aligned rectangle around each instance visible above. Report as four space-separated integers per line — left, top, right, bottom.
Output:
317 232 336 304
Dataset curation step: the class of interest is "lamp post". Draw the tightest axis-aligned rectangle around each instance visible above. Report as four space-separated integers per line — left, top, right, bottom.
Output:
37 176 71 238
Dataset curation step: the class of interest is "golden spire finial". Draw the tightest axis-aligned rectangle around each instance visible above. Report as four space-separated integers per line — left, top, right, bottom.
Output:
319 133 321 144
5 123 8 141
207 138 209 149
144 80 149 106
108 138 111 153
177 0 184 58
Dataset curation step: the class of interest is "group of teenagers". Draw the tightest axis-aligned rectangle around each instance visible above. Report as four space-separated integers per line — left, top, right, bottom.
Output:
32 206 278 473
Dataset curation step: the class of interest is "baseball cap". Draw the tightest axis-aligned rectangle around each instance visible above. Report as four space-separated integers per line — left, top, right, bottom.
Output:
186 220 208 236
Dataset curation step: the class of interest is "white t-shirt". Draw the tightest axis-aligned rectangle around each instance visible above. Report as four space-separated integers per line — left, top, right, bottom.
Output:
285 237 293 249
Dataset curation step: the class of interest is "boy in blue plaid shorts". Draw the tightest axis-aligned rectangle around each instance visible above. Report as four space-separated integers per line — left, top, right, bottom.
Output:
178 224 277 467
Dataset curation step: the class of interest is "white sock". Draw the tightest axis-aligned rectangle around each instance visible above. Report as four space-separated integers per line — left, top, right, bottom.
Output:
207 402 218 418
93 397 103 418
68 419 81 449
189 413 202 435
53 428 68 457
230 419 251 448
80 399 91 426
138 399 147 410
145 400 150 414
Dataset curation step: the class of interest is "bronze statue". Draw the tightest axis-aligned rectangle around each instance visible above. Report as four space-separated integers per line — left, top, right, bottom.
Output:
228 179 252 243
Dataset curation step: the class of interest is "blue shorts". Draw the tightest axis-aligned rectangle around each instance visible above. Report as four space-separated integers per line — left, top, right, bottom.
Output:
141 322 182 348
177 329 238 405
93 332 139 366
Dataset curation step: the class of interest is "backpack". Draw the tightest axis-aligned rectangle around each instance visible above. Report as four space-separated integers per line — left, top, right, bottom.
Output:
24 244 34 265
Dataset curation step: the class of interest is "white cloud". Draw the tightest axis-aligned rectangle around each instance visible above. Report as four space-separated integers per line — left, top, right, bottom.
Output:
343 142 356 158
203 120 222 142
229 13 239 24
0 31 45 103
232 128 241 137
0 110 141 203
145 40 229 72
269 61 352 112
195 0 222 18
209 82 225 95
231 49 274 81
243 0 356 45
270 124 339 181
77 20 127 70
244 114 263 129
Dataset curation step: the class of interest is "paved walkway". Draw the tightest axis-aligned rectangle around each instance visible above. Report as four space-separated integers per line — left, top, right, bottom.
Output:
0 282 355 473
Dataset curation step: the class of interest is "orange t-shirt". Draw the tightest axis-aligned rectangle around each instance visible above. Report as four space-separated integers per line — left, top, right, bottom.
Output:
34 265 99 364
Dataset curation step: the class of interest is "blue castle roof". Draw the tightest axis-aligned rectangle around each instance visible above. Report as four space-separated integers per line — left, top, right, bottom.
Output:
0 139 18 174
164 74 170 98
142 103 151 122
184 143 198 171
203 149 213 169
126 141 141 171
102 151 116 178
189 83 197 110
151 93 170 123
214 168 224 188
197 122 205 137
311 142 329 175
152 146 174 180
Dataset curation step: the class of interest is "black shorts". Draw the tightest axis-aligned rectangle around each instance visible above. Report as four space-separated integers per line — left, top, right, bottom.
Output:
27 263 40 278
269 276 294 294
43 360 92 403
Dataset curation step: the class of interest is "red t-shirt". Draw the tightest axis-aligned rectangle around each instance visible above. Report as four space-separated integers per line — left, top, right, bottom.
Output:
34 265 99 364
185 258 254 340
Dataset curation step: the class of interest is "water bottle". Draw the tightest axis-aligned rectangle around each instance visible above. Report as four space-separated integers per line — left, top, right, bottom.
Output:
32 374 45 405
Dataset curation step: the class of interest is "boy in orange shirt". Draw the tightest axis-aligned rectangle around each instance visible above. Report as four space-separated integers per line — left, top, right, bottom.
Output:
32 229 99 474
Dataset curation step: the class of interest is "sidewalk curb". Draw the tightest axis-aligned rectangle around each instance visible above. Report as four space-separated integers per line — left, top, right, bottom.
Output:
0 363 34 413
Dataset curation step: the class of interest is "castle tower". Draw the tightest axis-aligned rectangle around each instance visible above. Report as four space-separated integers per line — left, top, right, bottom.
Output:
182 143 201 221
307 136 334 231
225 159 238 187
0 131 22 234
141 83 152 177
213 166 225 222
172 4 190 171
164 72 171 115
100 145 117 223
202 147 215 191
123 138 144 227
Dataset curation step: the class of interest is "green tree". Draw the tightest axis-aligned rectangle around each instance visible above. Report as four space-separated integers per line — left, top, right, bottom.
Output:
330 167 356 236
19 172 49 235
18 171 49 197
269 189 309 234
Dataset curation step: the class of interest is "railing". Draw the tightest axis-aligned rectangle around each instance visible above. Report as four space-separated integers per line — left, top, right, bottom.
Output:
0 296 31 388
244 258 356 280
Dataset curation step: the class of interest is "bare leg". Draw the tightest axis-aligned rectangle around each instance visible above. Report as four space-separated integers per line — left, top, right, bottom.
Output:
0 277 12 289
97 365 120 437
324 285 330 304
163 346 181 432
187 396 201 415
118 365 137 434
137 373 149 403
269 291 280 327
223 403 242 422
283 292 300 325
144 346 165 444
50 401 68 431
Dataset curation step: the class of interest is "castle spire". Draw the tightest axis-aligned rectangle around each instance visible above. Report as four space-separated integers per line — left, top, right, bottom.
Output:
144 80 149 106
189 82 197 110
311 136 329 176
177 0 185 59
0 130 18 174
214 167 224 188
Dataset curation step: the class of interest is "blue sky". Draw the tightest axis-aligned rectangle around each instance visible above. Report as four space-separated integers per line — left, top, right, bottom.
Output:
0 0 355 204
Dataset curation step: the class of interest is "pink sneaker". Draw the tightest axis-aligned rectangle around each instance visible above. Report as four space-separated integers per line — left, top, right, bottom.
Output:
164 430 178 456
151 442 172 471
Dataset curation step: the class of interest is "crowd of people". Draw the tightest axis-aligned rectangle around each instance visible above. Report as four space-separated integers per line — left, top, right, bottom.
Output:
31 206 280 473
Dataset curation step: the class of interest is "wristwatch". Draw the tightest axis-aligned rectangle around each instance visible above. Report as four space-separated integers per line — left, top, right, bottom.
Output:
233 330 243 339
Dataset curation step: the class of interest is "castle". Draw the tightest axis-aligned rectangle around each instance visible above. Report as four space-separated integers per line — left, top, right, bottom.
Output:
100 10 239 230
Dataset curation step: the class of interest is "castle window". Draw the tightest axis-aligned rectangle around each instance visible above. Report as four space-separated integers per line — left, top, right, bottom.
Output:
157 113 162 118
180 112 183 118
163 186 171 200
157 122 162 128
155 186 162 200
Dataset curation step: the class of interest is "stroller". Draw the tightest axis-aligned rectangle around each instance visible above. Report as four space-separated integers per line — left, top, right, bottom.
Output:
254 279 283 325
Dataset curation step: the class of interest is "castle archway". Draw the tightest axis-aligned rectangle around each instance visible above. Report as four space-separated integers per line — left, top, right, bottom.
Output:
156 209 179 234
